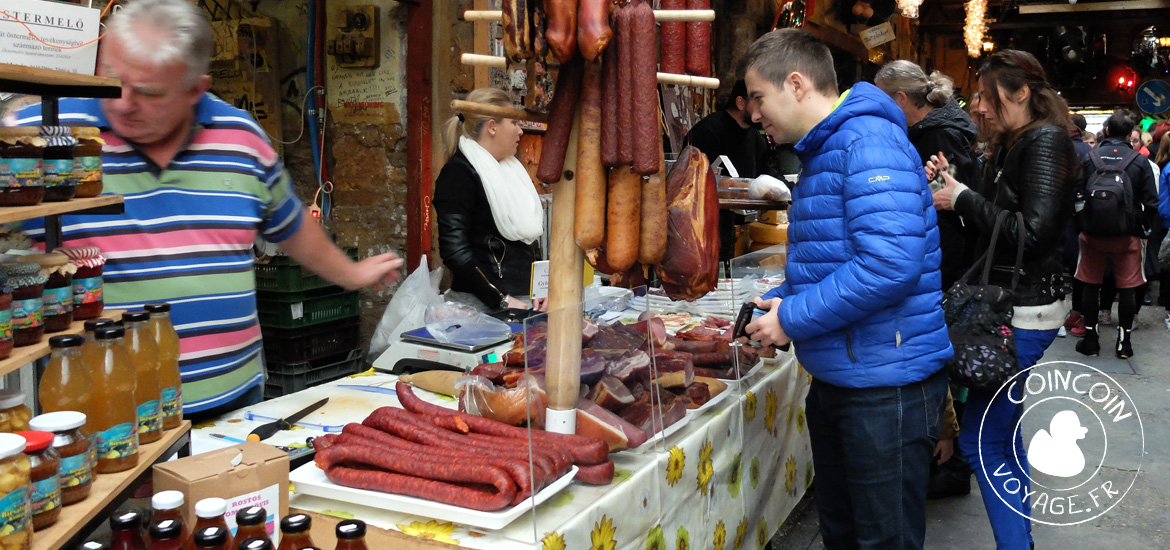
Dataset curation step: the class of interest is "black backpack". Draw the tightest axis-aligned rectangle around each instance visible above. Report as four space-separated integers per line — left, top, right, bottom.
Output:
1081 147 1140 237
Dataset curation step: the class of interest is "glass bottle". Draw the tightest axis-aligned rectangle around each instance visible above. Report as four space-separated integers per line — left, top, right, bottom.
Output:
83 542 111 550
233 506 270 545
149 518 188 550
79 318 114 378
39 334 92 415
151 491 190 546
333 520 368 550
193 526 230 550
110 510 149 550
145 303 183 430
275 514 314 550
123 311 162 444
88 325 138 473
193 498 233 549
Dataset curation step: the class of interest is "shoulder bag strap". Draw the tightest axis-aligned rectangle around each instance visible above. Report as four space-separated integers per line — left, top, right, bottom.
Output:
1009 212 1026 292
980 210 1012 286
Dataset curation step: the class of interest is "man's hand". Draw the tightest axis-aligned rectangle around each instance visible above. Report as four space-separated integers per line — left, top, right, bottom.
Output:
532 297 549 312
348 253 405 290
934 438 954 465
745 297 791 348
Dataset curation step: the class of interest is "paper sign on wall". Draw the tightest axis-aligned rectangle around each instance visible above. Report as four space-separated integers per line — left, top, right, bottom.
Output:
860 22 895 50
0 0 100 75
530 260 593 300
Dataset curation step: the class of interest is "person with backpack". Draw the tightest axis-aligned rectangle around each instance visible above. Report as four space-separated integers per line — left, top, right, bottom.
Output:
1074 110 1159 358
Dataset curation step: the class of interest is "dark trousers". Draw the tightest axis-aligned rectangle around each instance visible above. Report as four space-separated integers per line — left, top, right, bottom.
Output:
806 368 948 550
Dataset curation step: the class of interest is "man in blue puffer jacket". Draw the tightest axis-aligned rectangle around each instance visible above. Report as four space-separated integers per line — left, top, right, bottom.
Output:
741 30 952 550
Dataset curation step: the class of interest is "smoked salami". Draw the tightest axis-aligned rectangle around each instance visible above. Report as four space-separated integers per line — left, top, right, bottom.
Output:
575 61 607 250
536 57 584 184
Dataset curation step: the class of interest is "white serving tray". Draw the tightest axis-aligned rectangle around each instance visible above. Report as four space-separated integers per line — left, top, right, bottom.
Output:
290 463 578 530
717 359 764 382
629 413 691 452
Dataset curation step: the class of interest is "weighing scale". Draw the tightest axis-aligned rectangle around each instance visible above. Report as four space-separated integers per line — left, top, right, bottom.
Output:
371 324 520 373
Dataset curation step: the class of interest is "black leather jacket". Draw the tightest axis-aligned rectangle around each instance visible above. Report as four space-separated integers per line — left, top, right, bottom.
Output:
433 151 541 307
953 125 1079 307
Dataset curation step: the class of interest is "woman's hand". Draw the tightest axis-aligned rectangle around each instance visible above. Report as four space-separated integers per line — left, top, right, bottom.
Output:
532 297 549 312
505 295 529 310
931 168 965 211
925 151 950 181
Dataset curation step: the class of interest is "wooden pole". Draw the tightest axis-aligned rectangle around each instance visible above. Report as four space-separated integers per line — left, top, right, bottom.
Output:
449 99 548 124
460 54 722 89
461 9 716 21
544 111 584 434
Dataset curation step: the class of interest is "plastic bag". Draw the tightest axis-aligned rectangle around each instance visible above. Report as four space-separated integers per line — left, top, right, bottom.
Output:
747 174 792 201
368 255 444 362
424 301 513 346
457 374 547 427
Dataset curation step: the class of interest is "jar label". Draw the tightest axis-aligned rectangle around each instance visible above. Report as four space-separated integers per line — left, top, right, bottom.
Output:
0 308 11 342
12 297 43 329
88 434 97 472
43 158 75 187
59 453 91 488
42 286 73 316
75 156 101 183
96 422 138 461
161 386 182 419
0 486 29 535
30 476 60 516
73 277 103 306
0 157 42 188
136 399 161 436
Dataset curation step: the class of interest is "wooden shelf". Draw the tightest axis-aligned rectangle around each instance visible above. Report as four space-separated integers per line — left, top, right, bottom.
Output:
0 310 125 379
0 63 121 99
30 421 191 550
0 195 124 226
719 198 789 210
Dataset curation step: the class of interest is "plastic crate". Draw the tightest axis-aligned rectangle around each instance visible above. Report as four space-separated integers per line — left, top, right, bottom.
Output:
264 349 364 399
262 317 360 363
256 287 360 330
254 248 358 293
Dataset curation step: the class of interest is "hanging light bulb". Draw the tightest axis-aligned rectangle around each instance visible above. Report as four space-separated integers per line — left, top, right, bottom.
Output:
964 0 988 57
897 0 923 19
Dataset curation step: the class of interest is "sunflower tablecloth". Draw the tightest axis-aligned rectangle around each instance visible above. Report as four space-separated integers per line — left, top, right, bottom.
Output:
287 351 813 550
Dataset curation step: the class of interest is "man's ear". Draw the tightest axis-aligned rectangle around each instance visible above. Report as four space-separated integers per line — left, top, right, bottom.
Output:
735 96 747 112
788 72 804 100
188 74 212 107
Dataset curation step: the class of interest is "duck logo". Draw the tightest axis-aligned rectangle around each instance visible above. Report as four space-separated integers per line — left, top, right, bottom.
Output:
979 361 1144 526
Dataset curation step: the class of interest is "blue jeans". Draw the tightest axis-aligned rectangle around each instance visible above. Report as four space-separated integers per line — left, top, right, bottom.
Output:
959 328 1058 550
807 368 948 550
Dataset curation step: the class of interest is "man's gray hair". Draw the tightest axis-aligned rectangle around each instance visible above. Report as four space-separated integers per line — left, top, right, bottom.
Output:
740 29 838 97
104 0 214 86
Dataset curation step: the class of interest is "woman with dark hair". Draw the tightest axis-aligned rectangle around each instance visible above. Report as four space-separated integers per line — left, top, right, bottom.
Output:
927 49 1079 550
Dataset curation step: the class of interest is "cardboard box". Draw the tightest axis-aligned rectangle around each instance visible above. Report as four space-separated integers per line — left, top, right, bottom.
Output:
153 442 289 535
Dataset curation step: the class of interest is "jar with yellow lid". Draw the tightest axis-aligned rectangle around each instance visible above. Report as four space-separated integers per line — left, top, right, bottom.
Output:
0 128 45 207
70 127 104 199
0 433 30 550
16 252 75 333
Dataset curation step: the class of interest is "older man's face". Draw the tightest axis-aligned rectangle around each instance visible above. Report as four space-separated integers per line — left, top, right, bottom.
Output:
98 35 205 147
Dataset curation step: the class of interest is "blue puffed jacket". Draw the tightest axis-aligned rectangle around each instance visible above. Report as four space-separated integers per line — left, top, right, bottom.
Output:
761 82 953 388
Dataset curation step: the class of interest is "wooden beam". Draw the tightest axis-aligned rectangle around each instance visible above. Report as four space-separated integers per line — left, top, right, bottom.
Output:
1019 0 1170 13
803 21 869 60
406 0 434 272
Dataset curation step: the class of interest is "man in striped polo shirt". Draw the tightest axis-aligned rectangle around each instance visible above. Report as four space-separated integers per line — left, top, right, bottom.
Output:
16 0 403 419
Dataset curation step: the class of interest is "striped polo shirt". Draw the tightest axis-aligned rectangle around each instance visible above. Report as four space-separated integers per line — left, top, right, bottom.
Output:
17 93 304 413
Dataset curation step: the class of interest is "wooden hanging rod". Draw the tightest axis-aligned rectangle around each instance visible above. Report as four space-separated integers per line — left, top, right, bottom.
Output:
450 99 550 124
460 53 721 89
461 9 716 22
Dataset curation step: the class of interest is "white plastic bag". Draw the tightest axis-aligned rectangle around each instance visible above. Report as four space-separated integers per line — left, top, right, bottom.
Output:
368 255 444 362
748 174 792 201
424 301 513 346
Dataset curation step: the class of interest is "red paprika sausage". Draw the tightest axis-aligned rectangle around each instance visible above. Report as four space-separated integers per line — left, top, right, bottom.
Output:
599 11 621 168
323 464 515 512
616 3 634 166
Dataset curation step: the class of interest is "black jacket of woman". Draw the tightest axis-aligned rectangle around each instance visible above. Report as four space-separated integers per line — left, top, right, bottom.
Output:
907 98 982 289
952 124 1080 306
433 150 541 308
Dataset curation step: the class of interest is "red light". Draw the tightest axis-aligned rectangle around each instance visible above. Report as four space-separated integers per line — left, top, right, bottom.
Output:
1119 76 1126 84
1127 80 1134 87
311 210 320 219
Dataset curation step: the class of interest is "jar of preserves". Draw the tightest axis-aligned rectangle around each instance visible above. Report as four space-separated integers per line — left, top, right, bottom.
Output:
29 411 92 506
0 128 45 207
0 432 31 550
17 252 75 333
0 274 13 361
71 127 104 198
39 127 78 203
0 263 47 347
57 247 105 320
0 390 31 432
17 431 60 530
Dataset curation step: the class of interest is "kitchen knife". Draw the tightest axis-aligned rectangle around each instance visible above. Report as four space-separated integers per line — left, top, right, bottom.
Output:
246 397 329 442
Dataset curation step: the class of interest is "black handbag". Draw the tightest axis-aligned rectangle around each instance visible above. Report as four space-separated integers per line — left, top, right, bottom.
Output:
942 211 1026 391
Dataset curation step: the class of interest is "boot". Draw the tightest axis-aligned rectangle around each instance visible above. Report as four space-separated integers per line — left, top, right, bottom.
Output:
1116 327 1134 359
1076 324 1101 356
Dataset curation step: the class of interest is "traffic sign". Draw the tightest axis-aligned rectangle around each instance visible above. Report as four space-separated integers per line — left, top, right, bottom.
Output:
1136 80 1170 116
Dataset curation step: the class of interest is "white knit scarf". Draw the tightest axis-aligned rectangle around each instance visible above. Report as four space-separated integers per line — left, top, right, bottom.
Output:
458 135 544 244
